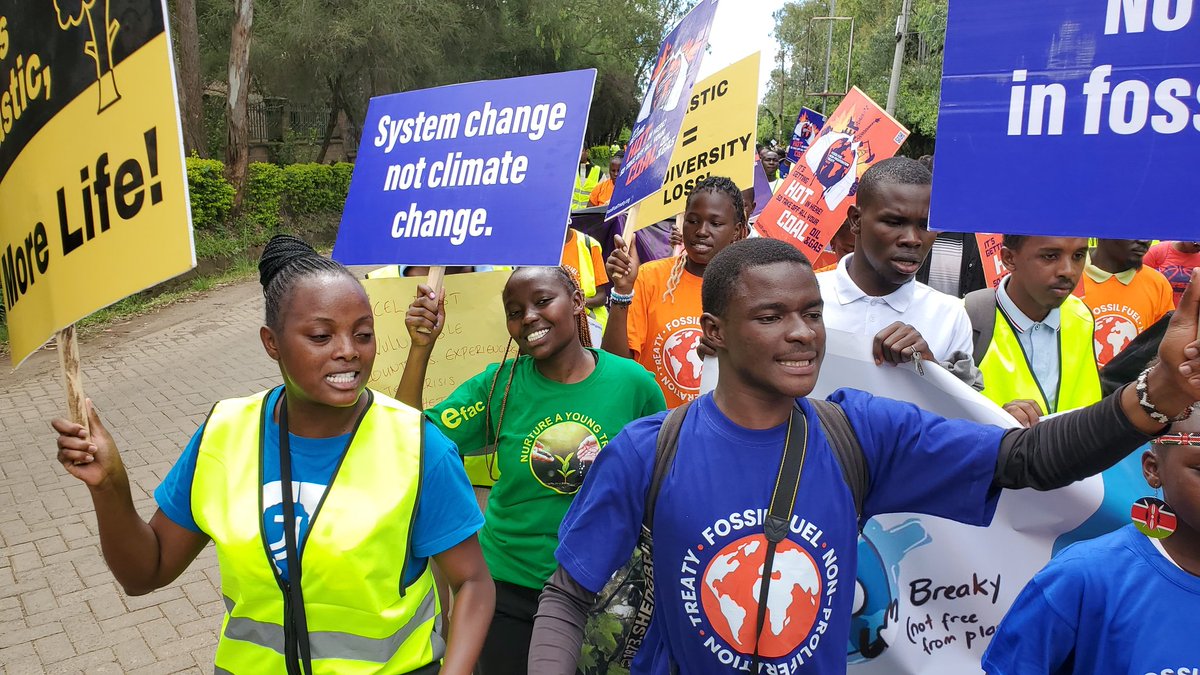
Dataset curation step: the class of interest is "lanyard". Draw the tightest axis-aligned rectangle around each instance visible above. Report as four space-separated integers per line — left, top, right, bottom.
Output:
274 390 372 675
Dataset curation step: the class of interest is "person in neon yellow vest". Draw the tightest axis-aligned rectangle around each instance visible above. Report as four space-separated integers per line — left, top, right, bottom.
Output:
965 235 1101 427
572 147 602 211
51 235 494 674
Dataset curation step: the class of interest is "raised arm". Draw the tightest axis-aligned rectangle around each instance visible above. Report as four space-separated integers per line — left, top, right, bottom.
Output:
52 401 210 595
601 234 639 358
395 283 445 409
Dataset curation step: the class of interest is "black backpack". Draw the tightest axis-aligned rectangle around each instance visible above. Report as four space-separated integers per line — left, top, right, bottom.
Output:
579 399 868 674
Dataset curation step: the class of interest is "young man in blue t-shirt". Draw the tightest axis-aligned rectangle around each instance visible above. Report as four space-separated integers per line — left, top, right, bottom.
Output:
529 238 1200 674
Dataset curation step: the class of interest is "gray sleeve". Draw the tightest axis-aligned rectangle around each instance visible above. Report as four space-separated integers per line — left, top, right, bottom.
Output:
941 350 985 391
529 565 596 675
993 385 1156 491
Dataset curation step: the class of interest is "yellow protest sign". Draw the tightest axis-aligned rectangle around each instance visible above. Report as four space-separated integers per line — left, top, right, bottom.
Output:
362 270 512 407
635 52 760 227
0 1 194 366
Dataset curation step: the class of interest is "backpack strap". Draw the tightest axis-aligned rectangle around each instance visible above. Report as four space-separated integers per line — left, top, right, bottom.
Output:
809 399 869 517
964 288 998 366
618 402 691 668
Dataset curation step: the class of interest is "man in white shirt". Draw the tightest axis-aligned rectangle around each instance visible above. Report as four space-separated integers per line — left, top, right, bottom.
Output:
816 157 980 387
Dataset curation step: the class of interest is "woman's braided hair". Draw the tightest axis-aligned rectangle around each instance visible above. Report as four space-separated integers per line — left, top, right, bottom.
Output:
259 234 356 330
662 176 748 302
479 265 592 480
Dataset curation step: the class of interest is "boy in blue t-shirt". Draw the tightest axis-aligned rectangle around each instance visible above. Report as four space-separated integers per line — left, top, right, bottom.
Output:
529 237 1200 674
982 416 1200 675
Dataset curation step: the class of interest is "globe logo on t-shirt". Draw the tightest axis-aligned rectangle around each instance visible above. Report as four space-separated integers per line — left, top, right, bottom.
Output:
700 534 822 658
662 327 704 391
527 421 601 495
1093 313 1138 364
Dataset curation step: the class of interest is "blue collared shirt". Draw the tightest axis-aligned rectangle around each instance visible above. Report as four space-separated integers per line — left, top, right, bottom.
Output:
996 277 1062 411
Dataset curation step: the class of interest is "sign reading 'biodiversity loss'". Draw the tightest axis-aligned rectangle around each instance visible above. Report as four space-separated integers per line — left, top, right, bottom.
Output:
334 70 596 267
0 0 194 366
931 0 1199 239
606 0 718 219
637 52 759 226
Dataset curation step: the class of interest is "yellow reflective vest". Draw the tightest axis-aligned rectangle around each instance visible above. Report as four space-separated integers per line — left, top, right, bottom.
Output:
573 231 608 328
192 389 443 674
572 165 602 210
979 295 1102 414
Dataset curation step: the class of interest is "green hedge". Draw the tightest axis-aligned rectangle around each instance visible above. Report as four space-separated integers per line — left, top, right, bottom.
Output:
185 156 353 233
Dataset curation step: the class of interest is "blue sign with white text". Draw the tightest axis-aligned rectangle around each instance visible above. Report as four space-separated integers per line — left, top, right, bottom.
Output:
333 70 596 267
606 0 718 219
931 1 1199 239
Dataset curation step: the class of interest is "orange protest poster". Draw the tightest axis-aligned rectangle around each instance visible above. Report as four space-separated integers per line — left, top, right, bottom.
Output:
976 233 1007 290
753 87 908 261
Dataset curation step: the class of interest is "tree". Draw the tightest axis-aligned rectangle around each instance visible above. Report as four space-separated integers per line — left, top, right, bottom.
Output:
225 0 253 211
171 0 206 156
765 0 946 154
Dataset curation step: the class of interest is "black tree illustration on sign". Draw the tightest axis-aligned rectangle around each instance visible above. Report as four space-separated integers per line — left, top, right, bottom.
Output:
54 0 121 112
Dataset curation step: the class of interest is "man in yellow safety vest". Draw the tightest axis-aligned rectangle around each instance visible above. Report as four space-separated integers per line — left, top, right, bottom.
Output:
966 235 1102 427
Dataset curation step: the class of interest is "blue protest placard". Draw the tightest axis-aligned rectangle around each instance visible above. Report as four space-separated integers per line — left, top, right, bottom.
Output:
930 1 1198 239
784 107 826 165
333 70 596 267
605 0 719 219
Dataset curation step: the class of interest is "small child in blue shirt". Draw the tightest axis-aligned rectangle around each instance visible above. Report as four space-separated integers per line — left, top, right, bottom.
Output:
983 413 1200 675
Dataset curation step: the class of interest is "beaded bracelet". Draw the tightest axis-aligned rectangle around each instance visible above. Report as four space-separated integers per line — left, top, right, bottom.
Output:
1136 367 1195 425
608 289 634 307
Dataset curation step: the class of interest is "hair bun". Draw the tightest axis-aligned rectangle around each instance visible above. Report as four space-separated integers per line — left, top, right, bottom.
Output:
259 234 319 290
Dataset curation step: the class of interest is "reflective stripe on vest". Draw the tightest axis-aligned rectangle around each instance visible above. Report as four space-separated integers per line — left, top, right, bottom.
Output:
979 295 1101 414
192 389 443 674
573 166 602 210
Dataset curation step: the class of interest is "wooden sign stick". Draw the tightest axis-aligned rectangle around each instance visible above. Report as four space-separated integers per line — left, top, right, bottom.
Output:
56 324 89 435
621 203 640 242
415 266 447 335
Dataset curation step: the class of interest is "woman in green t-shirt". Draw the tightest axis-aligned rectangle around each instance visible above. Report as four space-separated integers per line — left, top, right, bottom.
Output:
397 265 666 674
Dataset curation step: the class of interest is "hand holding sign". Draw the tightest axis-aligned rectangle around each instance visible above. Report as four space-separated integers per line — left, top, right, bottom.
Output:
51 399 126 490
406 284 446 346
606 233 640 295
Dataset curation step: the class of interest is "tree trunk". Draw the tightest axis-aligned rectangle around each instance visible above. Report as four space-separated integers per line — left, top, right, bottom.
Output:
316 74 342 164
225 0 254 213
171 0 206 157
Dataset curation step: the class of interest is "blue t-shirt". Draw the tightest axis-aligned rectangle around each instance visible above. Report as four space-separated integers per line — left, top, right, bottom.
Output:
155 387 483 584
983 524 1200 675
556 389 1006 675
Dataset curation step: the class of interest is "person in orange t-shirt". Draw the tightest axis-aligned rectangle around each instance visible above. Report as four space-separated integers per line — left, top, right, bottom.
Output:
601 176 748 407
1083 238 1176 367
588 155 622 207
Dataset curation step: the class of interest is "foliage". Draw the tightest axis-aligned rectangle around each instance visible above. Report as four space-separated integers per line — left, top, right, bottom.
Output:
765 0 947 152
186 155 236 232
184 157 352 235
194 0 685 149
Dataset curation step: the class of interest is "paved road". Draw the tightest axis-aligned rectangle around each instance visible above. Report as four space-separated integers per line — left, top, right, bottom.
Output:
0 280 279 674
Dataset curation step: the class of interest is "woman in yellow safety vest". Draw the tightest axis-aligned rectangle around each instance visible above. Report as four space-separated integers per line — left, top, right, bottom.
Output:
52 235 495 675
